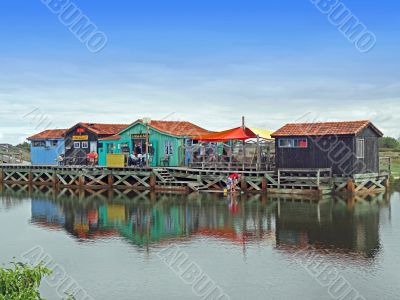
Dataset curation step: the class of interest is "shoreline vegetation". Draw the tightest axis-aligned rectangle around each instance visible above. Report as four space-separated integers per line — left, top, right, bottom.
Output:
380 151 400 180
0 263 74 300
380 136 400 180
0 262 51 300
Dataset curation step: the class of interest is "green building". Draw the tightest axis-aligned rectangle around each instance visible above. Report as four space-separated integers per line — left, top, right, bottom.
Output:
98 119 210 167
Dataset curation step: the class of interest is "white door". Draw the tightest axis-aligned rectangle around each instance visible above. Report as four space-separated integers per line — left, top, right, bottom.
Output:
90 142 98 153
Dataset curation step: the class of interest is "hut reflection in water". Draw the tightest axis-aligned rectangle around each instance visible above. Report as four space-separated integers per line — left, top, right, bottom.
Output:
0 184 390 263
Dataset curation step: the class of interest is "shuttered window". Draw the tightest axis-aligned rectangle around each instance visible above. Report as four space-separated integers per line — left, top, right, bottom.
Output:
356 139 365 158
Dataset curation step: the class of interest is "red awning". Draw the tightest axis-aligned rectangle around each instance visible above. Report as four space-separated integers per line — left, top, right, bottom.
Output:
193 127 257 142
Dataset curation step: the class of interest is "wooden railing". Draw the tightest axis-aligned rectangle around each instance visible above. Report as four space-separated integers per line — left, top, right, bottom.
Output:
379 157 392 175
189 161 273 171
0 145 25 164
0 152 24 164
277 168 333 189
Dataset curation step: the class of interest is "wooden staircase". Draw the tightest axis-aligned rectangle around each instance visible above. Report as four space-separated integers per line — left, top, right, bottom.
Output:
153 169 177 182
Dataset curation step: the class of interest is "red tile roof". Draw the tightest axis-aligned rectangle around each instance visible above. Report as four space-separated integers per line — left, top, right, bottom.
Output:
272 120 383 137
27 129 66 140
98 120 210 141
148 120 210 136
73 123 129 136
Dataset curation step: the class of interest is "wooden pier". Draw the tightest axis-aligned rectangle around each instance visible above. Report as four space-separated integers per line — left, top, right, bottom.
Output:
0 164 389 196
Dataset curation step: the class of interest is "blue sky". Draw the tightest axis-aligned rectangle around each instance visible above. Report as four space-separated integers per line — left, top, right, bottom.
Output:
0 0 399 143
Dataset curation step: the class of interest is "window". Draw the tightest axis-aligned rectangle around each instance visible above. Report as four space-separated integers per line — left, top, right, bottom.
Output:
279 139 294 148
82 141 89 149
32 141 46 147
164 141 173 155
356 139 365 158
51 140 58 147
279 138 308 148
107 143 115 154
74 142 81 149
121 143 130 153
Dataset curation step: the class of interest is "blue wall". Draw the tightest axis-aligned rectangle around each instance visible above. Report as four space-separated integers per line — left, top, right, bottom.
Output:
31 199 65 225
30 139 65 165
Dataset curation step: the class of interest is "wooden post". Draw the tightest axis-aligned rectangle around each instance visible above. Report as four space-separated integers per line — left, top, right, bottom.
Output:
242 140 246 171
190 144 193 167
145 123 149 168
240 176 247 192
262 176 268 193
256 135 261 171
242 116 246 171
52 169 58 187
347 178 355 194
79 172 85 187
150 172 157 190
202 143 205 170
278 169 281 189
108 174 114 189
28 170 33 186
0 167 3 184
384 176 390 189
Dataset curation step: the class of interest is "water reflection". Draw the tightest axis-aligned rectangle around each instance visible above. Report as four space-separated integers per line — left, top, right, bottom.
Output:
274 195 387 259
0 184 392 261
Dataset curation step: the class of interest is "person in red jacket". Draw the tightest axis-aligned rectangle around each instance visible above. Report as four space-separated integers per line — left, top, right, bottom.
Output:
228 173 240 192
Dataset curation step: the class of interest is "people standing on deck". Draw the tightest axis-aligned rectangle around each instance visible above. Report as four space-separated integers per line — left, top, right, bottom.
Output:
138 152 144 167
128 152 134 166
128 152 140 166
86 152 93 166
93 152 98 166
87 151 97 167
56 154 65 166
135 143 142 155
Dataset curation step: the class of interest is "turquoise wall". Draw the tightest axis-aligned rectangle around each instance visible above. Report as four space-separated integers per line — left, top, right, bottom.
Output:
98 122 185 167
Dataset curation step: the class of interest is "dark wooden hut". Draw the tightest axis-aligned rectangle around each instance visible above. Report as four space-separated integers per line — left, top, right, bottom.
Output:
271 120 383 176
64 123 128 165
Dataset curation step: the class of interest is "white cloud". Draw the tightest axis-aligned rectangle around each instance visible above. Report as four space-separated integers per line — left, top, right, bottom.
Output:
0 58 399 144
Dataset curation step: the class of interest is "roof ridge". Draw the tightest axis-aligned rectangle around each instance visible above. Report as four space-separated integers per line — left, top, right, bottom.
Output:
272 120 382 137
285 120 370 125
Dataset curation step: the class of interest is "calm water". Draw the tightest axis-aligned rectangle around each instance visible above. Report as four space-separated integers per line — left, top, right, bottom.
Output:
0 185 399 300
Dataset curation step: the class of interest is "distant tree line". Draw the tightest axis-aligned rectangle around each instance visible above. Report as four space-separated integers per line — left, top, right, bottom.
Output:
15 141 30 152
380 136 400 149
